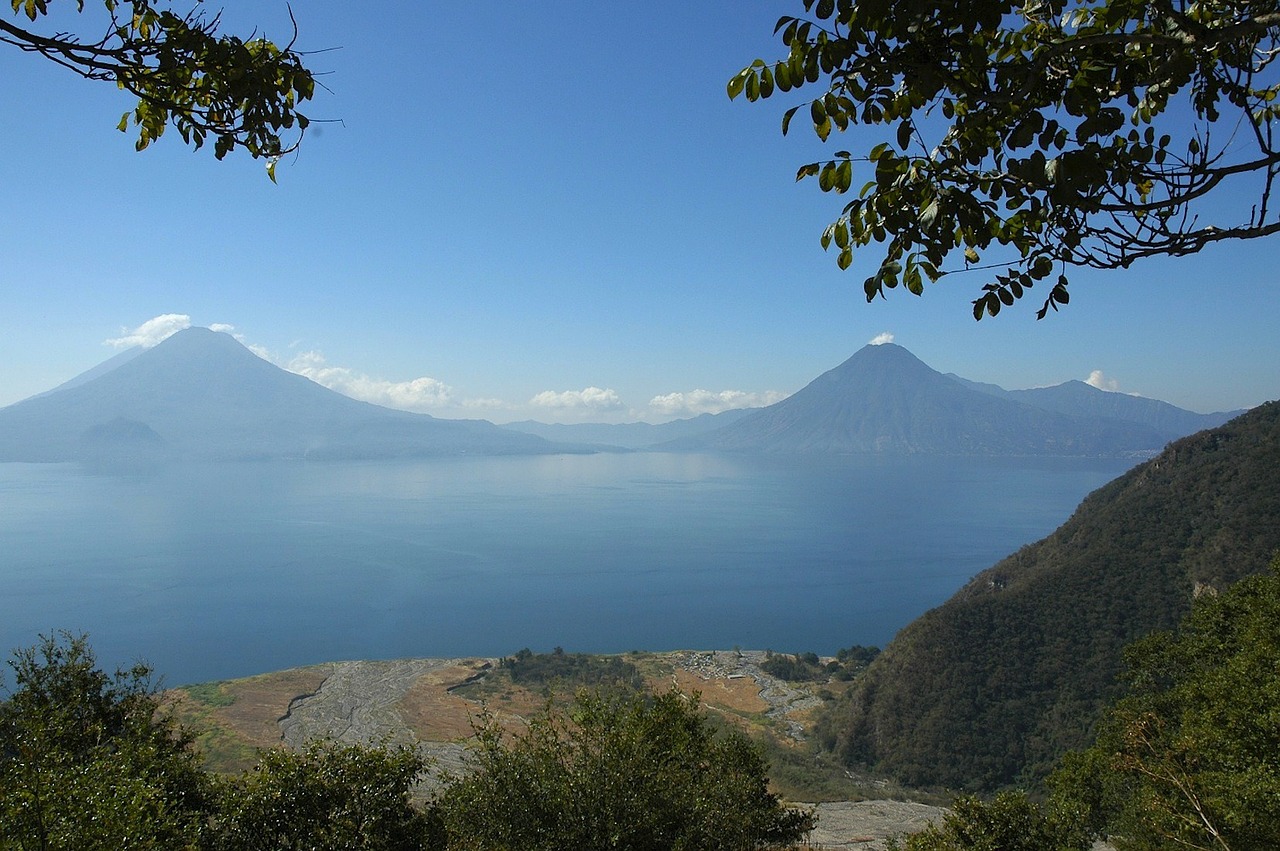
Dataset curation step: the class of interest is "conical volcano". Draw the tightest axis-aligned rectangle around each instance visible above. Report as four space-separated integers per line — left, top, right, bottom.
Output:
0 327 561 461
667 343 1167 455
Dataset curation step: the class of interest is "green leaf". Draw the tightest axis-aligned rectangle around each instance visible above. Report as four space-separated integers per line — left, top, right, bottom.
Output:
836 159 852 191
834 221 850 249
919 199 939 228
906 267 923 295
782 105 800 136
896 120 912 150
775 61 792 91
810 98 827 128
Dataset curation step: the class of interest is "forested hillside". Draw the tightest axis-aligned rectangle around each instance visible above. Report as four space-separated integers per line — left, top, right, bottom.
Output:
815 401 1280 791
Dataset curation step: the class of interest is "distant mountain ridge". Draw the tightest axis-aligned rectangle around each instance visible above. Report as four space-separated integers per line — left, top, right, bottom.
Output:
502 409 755 449
815 400 1280 790
950 374 1242 441
0 328 565 462
665 344 1193 456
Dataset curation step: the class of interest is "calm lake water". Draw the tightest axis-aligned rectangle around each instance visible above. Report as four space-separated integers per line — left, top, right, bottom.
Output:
0 452 1137 685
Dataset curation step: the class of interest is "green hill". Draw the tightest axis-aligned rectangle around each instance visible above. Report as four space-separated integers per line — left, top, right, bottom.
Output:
814 401 1280 791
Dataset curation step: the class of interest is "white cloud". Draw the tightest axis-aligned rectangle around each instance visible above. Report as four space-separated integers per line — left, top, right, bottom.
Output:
286 350 455 411
529 387 625 412
647 388 787 418
105 314 191 348
461 397 510 411
208 323 236 334
869 332 895 346
1085 369 1120 392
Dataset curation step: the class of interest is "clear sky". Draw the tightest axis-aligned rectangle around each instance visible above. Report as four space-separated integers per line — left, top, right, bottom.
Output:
2 2 1276 423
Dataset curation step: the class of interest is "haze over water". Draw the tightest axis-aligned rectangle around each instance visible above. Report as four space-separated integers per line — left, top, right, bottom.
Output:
1 452 1137 685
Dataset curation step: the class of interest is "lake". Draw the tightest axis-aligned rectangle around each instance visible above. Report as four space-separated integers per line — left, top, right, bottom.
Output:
0 452 1137 685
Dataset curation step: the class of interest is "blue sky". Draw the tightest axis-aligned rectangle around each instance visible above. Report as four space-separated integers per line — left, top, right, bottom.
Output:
1 2 1276 423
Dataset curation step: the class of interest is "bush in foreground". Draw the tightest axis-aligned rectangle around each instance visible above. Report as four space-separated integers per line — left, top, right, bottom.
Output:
213 741 436 851
0 632 213 849
434 687 814 851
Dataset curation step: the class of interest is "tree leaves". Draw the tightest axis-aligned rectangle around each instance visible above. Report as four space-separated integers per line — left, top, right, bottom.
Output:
2 0 316 177
216 741 434 850
1056 561 1280 849
0 633 213 848
434 688 814 851
730 0 1280 319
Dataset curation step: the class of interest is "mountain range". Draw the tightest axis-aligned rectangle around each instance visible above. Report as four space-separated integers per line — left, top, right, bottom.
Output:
0 331 1242 463
661 343 1239 455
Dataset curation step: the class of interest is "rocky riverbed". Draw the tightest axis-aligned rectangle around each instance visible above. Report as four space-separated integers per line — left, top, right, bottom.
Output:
174 652 946 848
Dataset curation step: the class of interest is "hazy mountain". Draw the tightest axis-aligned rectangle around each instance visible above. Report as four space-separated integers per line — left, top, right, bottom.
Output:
0 328 567 462
951 373 1243 440
816 401 1279 790
667 343 1168 455
944 373 1011 398
502 409 756 449
30 345 144 398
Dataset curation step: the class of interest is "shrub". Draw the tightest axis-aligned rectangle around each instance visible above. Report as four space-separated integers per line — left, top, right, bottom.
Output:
434 687 814 850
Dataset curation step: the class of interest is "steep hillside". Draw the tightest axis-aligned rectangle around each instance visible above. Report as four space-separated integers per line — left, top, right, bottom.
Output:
815 401 1280 790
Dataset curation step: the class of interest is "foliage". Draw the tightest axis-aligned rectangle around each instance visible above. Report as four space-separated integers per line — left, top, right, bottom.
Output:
433 687 814 851
870 558 1280 849
887 791 1087 851
731 0 1280 318
499 646 645 693
0 0 315 179
212 740 436 851
1053 561 1280 850
815 401 1280 791
761 646 881 683
0 631 212 850
761 650 829 682
748 725 938 804
831 644 880 679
